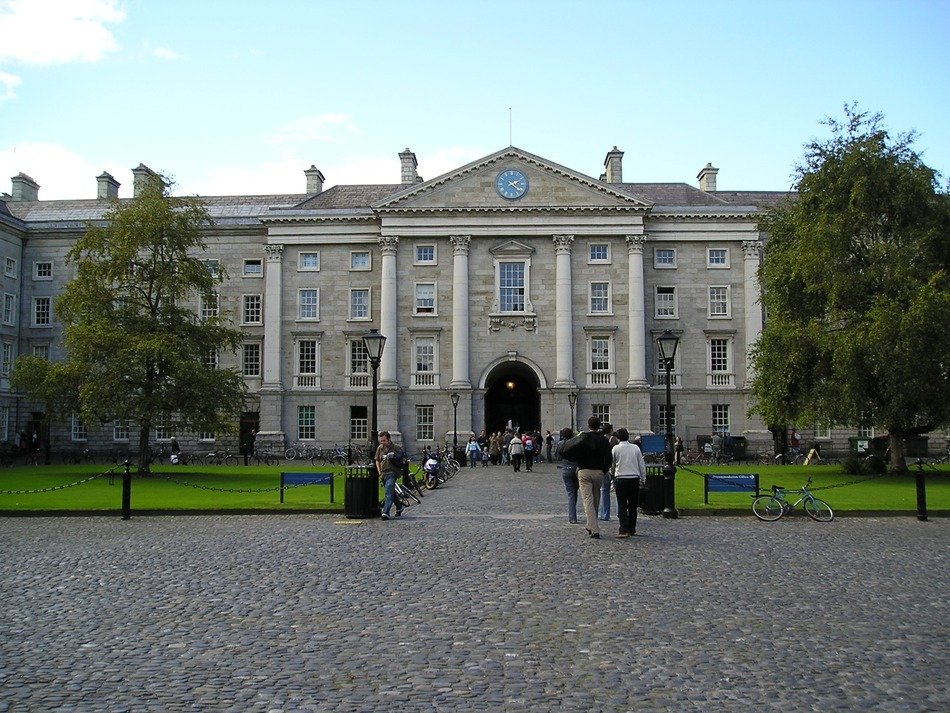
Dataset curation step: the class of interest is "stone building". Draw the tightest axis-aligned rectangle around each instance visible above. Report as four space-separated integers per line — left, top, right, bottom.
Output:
0 146 911 457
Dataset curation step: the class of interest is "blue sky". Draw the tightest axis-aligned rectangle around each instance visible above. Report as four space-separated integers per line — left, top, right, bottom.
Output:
1 0 948 200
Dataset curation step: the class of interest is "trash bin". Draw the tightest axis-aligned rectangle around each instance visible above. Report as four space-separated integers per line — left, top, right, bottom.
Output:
454 447 467 465
344 465 379 519
640 465 665 515
730 436 747 460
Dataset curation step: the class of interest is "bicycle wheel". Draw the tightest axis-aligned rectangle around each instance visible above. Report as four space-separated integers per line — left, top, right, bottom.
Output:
284 448 297 460
752 496 785 521
804 497 834 522
224 454 239 467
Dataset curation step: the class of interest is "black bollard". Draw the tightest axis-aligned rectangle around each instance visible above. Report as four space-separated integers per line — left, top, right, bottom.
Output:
915 460 927 522
121 460 132 520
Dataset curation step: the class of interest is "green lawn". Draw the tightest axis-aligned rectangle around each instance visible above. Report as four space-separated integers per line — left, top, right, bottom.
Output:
0 462 947 514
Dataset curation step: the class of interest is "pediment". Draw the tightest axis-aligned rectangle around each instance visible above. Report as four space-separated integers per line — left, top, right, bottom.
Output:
374 147 652 213
489 240 534 257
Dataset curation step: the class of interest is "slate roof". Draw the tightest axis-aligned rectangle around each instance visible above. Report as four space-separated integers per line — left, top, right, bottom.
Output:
289 185 406 210
710 190 796 209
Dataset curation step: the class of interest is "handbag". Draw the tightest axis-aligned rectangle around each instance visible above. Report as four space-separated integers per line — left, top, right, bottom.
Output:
559 433 589 463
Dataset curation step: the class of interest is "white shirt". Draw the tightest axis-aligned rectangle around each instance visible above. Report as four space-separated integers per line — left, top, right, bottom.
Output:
611 441 647 483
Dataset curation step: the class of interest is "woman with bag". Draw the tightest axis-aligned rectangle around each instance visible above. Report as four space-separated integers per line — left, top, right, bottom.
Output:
556 426 580 524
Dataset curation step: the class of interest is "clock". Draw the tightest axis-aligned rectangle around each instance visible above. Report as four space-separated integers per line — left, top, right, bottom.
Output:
495 169 529 200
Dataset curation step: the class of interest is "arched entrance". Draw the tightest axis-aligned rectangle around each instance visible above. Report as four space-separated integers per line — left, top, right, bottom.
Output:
484 361 541 434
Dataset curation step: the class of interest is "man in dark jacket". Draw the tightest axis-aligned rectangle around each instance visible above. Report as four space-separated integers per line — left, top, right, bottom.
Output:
575 416 612 539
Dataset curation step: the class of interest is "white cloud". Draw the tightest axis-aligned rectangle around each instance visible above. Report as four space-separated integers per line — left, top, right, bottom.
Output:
0 0 125 66
0 70 21 101
0 142 127 200
152 47 181 61
268 114 360 146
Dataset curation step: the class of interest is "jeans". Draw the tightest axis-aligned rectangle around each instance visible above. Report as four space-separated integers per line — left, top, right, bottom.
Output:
599 472 612 520
381 472 398 516
614 477 641 534
578 468 604 535
469 451 478 468
560 460 579 522
511 454 523 472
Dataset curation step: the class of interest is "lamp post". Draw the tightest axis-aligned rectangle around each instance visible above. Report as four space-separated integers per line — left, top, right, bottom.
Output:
450 392 460 457
568 391 577 432
362 329 387 450
657 329 680 519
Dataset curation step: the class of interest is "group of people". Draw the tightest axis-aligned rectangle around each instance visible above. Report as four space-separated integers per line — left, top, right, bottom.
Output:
557 416 647 540
463 429 555 470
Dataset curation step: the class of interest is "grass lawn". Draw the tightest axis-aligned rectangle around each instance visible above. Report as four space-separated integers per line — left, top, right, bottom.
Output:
0 462 947 514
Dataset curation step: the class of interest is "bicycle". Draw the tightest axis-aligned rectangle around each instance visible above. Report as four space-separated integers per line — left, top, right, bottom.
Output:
751 476 834 522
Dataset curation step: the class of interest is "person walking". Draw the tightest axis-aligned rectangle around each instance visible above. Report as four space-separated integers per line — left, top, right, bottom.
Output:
466 435 480 468
611 428 647 538
598 423 617 521
574 416 612 539
509 432 524 472
545 430 554 464
556 426 579 524
522 432 535 471
374 431 403 521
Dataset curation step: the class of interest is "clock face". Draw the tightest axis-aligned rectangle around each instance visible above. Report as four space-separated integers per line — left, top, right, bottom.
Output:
495 169 529 200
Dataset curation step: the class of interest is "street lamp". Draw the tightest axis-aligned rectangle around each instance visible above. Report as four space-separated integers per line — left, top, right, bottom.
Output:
657 329 680 519
450 392 460 456
362 329 387 449
567 391 577 432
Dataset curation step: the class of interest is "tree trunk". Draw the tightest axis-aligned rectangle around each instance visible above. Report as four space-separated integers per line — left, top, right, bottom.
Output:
138 423 151 474
889 432 906 473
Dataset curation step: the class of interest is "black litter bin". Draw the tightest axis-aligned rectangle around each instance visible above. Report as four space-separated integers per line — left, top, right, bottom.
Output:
730 436 748 460
454 447 467 465
640 465 665 515
344 465 380 519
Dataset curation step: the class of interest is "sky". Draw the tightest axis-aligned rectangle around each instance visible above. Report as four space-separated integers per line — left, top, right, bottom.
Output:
1 0 948 201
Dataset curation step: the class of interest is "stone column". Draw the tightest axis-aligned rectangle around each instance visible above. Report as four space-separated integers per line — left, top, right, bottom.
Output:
258 244 285 448
450 235 472 389
742 240 764 383
625 235 648 387
553 234 576 388
378 236 399 388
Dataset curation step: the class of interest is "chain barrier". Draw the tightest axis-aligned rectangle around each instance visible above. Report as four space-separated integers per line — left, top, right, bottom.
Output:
151 471 331 494
677 463 924 493
0 464 122 495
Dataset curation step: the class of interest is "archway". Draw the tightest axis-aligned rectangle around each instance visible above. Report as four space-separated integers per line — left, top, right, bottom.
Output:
484 361 541 434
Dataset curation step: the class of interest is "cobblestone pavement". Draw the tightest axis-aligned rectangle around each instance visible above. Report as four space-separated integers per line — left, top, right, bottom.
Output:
1 461 947 712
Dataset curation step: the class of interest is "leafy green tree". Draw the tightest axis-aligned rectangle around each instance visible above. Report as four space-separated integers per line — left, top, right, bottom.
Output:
751 106 950 470
12 174 246 472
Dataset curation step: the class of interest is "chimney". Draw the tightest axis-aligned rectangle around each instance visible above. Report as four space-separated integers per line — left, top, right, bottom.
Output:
132 163 160 197
399 148 419 185
697 163 719 192
305 165 325 194
604 146 624 183
96 171 120 200
10 173 39 201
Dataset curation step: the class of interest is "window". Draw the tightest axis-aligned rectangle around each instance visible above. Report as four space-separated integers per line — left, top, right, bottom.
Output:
33 261 52 280
709 286 731 317
499 261 526 312
416 405 435 441
814 422 831 440
71 414 87 442
1 342 13 375
32 344 50 360
350 406 368 441
299 252 320 271
295 338 320 388
242 343 261 377
243 259 263 277
242 295 262 324
415 245 436 265
33 297 51 326
198 431 215 442
588 335 615 387
298 405 316 440
654 248 677 268
589 282 611 314
655 286 677 319
414 283 436 315
588 243 610 263
347 339 369 388
203 259 220 277
708 337 734 387
298 289 319 321
712 404 731 434
203 348 219 369
350 251 371 271
592 404 611 425
658 404 676 431
113 420 130 442
4 257 16 278
707 248 730 268
857 424 875 439
199 292 218 321
154 418 171 441
349 289 369 320
412 336 438 388
3 294 15 325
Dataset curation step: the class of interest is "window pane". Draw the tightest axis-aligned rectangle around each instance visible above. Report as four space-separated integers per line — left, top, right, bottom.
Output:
350 289 368 319
591 338 610 371
416 405 434 441
243 295 262 323
299 290 318 320
298 339 317 374
710 339 729 371
243 343 261 376
499 262 525 312
298 405 316 440
415 283 435 313
299 252 320 270
590 282 609 313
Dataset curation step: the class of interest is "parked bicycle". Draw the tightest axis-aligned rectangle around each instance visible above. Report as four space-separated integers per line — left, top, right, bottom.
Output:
751 476 834 522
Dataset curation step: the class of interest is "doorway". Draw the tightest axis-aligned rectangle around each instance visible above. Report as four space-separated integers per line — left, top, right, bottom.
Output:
484 362 540 433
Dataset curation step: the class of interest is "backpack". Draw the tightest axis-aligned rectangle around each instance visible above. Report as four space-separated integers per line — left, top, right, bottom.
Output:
390 448 407 472
524 438 534 452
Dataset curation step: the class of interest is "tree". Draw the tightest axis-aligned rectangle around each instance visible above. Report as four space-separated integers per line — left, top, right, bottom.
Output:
12 174 247 472
750 105 950 470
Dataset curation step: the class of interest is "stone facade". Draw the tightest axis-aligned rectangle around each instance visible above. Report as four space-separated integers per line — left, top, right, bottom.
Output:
2 146 939 457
